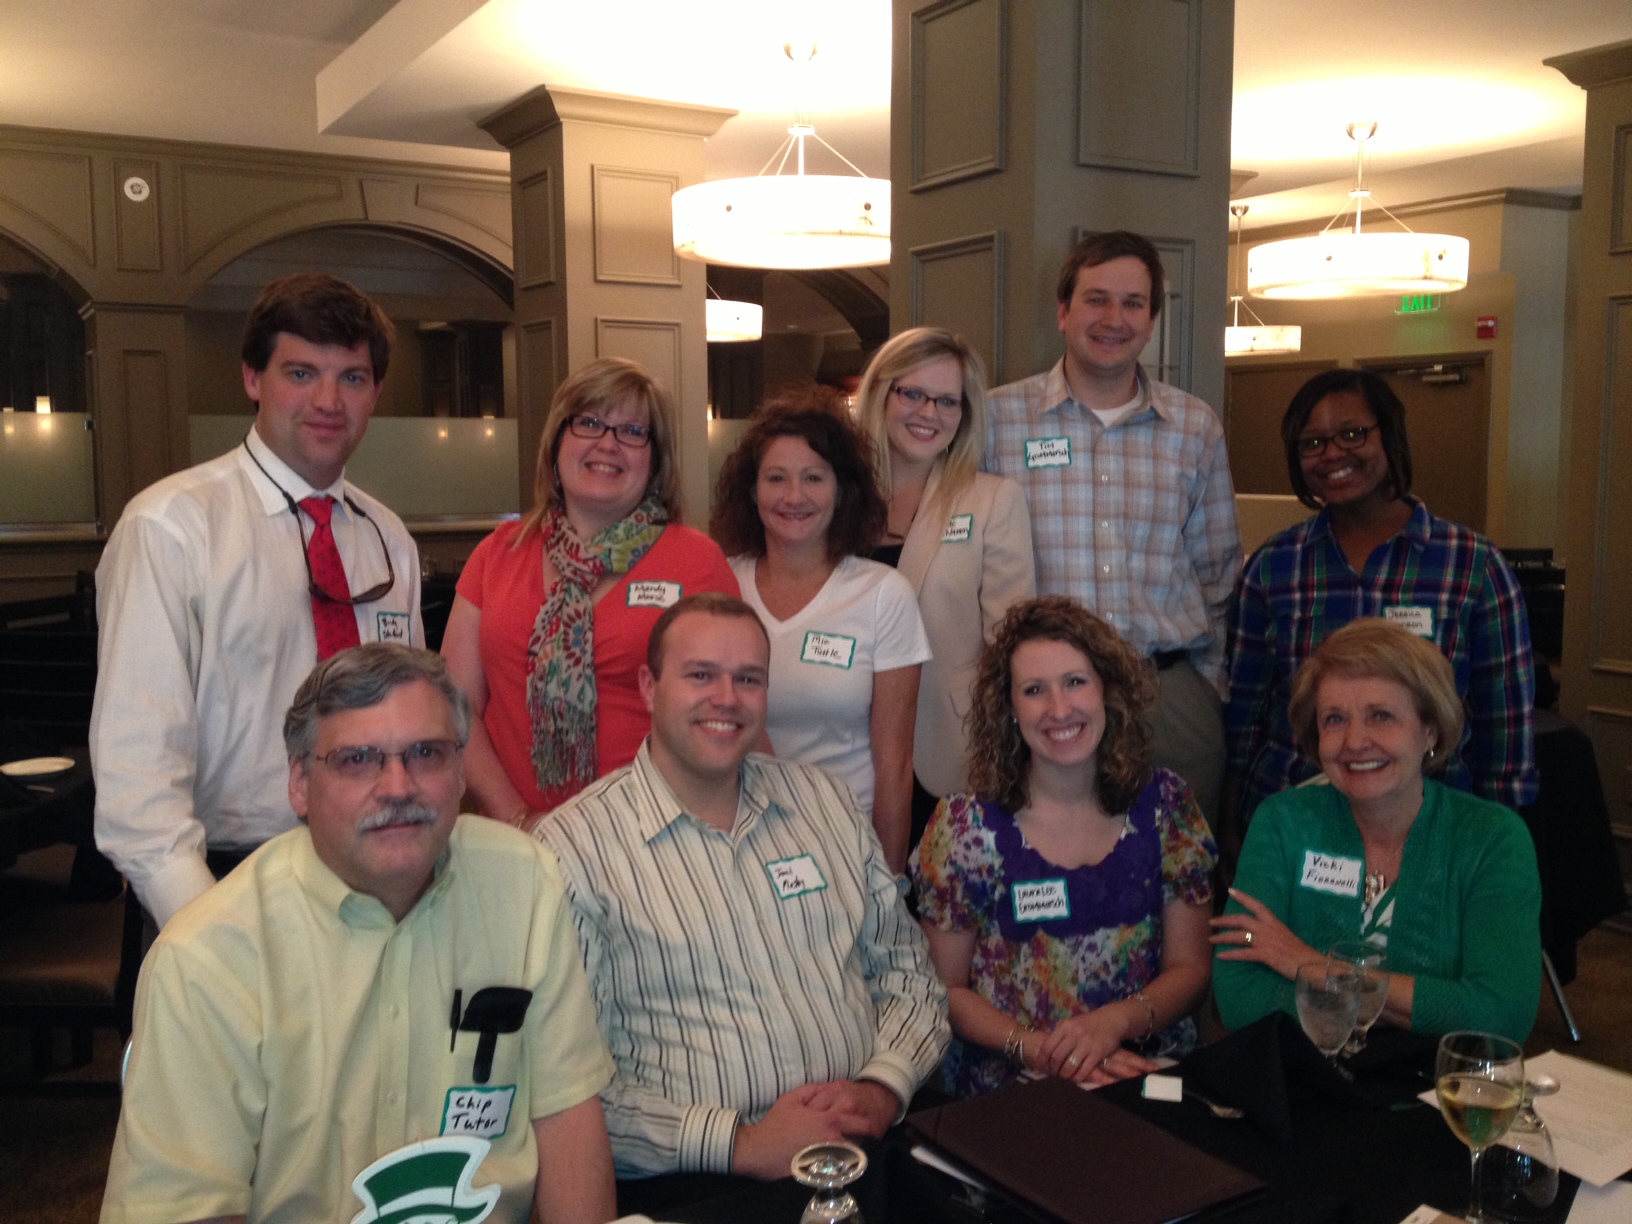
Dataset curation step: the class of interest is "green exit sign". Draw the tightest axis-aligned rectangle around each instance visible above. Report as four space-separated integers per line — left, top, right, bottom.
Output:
1397 294 1442 315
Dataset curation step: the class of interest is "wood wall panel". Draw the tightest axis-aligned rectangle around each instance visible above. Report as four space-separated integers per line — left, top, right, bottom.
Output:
1613 123 1632 254
1590 295 1632 674
177 165 345 270
1076 0 1201 177
517 318 558 500
516 168 556 289
908 231 1004 383
0 147 96 265
909 0 1006 191
415 183 512 249
595 318 682 393
119 350 173 490
1585 706 1632 831
591 166 681 286
113 159 161 272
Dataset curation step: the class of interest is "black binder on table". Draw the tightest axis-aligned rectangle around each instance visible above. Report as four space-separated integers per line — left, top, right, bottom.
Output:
907 1076 1266 1224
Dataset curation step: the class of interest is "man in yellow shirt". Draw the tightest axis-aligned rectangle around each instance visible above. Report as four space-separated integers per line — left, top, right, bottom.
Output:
102 645 616 1224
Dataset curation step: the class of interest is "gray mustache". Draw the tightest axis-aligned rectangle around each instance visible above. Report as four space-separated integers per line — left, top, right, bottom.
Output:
357 801 440 832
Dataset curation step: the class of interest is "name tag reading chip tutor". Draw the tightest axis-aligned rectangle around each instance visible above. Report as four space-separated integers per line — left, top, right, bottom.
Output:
1300 851 1362 896
1012 878 1070 922
1024 437 1071 468
627 580 682 609
801 631 856 669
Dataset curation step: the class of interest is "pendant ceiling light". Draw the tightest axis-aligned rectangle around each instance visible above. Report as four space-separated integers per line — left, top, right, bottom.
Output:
1247 123 1470 300
706 296 763 343
1225 204 1301 356
672 43 889 270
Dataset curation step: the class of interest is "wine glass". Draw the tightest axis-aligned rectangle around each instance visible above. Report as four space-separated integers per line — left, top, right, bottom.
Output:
792 1140 868 1224
1435 1031 1526 1223
1479 1074 1559 1222
1294 961 1360 1059
1327 941 1389 1055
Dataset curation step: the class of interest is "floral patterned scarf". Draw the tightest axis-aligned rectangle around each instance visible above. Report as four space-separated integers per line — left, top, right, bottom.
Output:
526 497 667 794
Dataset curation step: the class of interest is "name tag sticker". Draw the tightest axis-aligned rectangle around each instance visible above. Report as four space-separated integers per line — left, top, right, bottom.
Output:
1012 878 1070 922
1300 851 1363 896
375 611 411 644
1385 605 1434 637
1024 437 1072 469
801 631 857 669
441 1085 515 1139
766 854 827 900
627 580 682 609
942 514 974 543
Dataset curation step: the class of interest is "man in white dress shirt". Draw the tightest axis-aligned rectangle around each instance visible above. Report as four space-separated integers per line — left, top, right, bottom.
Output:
538 592 948 1205
91 273 422 929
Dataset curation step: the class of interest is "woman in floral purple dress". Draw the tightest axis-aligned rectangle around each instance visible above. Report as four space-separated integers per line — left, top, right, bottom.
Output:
911 596 1216 1097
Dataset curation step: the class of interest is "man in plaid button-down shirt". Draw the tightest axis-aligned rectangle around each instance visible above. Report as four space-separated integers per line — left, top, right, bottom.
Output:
983 232 1242 827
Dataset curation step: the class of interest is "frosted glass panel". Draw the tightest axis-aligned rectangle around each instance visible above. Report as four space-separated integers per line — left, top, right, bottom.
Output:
191 416 521 519
0 412 96 525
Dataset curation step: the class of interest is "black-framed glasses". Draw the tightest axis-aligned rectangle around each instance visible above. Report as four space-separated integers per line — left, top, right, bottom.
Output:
241 439 397 606
890 383 964 414
1296 424 1374 457
567 413 653 448
314 739 465 780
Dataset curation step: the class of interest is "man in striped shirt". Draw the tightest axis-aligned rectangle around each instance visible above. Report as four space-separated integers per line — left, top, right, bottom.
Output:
985 233 1242 828
537 593 949 1197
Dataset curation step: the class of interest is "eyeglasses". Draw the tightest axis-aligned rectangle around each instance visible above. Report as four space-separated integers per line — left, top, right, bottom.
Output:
567 413 653 448
891 384 964 414
1296 424 1375 457
241 439 397 606
314 739 464 780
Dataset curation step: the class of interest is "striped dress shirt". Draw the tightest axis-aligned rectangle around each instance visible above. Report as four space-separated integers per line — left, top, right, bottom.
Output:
536 744 949 1177
983 361 1242 684
1225 498 1537 815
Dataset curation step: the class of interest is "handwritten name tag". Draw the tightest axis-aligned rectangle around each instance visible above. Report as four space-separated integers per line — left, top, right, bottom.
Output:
442 1085 515 1139
801 631 857 669
1011 878 1070 922
375 611 411 644
627 580 682 609
1024 437 1072 469
766 854 827 900
1385 605 1434 638
941 514 973 543
1300 851 1363 896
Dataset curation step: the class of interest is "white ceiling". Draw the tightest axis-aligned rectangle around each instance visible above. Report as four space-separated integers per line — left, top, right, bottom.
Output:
0 1 1626 230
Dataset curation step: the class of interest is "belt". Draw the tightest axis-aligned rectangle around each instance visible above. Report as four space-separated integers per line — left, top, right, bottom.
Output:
1151 649 1188 671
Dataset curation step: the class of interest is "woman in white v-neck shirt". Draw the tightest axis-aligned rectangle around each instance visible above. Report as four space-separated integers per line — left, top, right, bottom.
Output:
712 389 931 873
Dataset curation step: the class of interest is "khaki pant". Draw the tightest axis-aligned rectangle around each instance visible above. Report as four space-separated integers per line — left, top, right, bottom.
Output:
1149 659 1225 834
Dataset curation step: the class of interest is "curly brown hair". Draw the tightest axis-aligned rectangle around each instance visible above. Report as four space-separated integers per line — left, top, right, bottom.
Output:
967 596 1157 814
709 384 888 560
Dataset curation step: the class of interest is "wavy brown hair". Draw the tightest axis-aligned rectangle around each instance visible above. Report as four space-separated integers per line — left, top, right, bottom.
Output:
709 384 888 560
968 596 1157 814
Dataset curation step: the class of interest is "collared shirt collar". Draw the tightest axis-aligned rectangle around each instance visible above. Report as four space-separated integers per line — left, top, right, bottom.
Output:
288 817 455 928
628 740 777 844
1037 359 1163 424
1309 496 1431 551
240 426 350 520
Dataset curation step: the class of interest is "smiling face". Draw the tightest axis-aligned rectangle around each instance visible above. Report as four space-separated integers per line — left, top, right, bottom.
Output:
289 678 464 920
1315 672 1436 812
885 353 965 470
246 333 382 489
1056 255 1156 391
641 610 769 794
1009 637 1107 774
1296 389 1392 510
755 434 837 554
555 394 654 536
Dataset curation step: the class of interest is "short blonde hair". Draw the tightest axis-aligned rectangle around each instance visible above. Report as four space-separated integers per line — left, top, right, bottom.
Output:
853 328 988 519
517 357 681 540
1288 619 1464 771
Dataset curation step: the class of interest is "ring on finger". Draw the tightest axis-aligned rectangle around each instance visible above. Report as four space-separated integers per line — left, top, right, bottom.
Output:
1243 930 1255 947
1066 1054 1082 1068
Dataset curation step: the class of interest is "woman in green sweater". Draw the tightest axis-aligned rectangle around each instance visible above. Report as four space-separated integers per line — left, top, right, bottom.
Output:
1211 619 1540 1043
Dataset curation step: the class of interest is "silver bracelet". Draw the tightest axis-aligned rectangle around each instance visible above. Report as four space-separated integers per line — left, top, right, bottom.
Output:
1132 988 1157 1041
1001 1021 1032 1065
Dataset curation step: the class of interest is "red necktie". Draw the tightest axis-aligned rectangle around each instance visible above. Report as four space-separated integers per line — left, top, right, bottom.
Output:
299 496 362 661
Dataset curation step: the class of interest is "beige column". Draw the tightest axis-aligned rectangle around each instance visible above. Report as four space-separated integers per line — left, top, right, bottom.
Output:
1548 42 1632 838
480 88 735 526
889 0 1234 408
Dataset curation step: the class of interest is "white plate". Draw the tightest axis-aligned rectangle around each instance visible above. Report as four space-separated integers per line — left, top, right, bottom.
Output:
0 756 76 779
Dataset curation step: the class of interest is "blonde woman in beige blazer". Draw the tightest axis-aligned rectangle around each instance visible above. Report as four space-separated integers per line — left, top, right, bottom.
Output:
857 329 1036 851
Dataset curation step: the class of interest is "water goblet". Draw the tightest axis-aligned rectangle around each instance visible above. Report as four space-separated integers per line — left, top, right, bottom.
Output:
1435 1031 1526 1223
1479 1074 1559 1222
1295 960 1360 1060
792 1140 868 1224
1327 941 1389 1055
